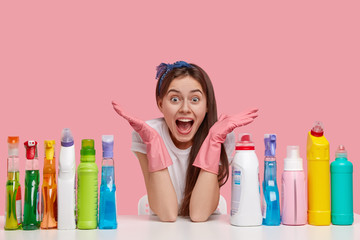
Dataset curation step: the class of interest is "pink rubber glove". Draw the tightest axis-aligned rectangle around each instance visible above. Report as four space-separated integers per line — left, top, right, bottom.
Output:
192 109 258 174
112 101 173 172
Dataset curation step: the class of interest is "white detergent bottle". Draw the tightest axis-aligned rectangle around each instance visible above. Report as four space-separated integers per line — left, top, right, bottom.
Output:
231 133 262 226
57 128 76 229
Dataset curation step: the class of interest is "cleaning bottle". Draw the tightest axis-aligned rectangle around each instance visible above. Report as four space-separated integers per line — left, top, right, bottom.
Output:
230 133 262 226
77 139 98 229
98 135 118 229
40 140 57 229
307 121 330 225
58 128 76 229
331 145 353 225
281 146 307 225
4 136 22 230
23 140 40 230
262 134 281 225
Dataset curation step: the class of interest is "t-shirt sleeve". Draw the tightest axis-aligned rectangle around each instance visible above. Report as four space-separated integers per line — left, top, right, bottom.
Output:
224 131 236 163
131 130 147 154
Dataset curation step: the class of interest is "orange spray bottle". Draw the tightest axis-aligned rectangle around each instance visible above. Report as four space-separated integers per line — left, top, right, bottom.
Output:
40 140 57 229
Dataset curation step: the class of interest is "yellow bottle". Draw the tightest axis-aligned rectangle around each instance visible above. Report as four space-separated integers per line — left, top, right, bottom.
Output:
307 121 330 225
40 140 58 229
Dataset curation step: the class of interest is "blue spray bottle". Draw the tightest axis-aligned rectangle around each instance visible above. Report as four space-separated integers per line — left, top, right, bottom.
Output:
262 134 281 225
98 135 118 229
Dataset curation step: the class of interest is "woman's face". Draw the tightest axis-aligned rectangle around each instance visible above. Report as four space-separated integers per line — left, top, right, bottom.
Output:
158 75 207 149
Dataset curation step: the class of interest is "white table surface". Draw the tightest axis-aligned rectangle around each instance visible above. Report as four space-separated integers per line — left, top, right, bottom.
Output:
1 214 360 240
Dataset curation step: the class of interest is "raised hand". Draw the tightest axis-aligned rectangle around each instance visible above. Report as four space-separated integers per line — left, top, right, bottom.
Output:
112 101 173 172
193 109 259 174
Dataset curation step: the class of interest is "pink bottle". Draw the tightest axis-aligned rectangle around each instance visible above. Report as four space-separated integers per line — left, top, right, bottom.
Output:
281 146 307 225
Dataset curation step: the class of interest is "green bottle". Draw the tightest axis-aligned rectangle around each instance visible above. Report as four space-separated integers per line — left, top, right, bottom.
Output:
77 139 98 229
331 145 353 225
23 141 41 230
5 136 22 230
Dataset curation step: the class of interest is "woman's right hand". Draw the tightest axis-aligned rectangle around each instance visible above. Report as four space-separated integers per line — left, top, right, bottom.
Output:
112 101 173 172
112 101 156 143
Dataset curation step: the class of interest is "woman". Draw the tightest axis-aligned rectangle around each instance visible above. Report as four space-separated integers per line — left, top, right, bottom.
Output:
112 61 258 222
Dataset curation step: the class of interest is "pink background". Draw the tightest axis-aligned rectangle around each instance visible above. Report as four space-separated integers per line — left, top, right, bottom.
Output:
1 1 359 216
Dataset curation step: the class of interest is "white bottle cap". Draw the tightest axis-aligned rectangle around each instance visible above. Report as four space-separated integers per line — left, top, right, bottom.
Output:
284 146 303 171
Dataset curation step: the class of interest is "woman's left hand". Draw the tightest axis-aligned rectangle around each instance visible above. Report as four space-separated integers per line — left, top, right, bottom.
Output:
192 108 259 174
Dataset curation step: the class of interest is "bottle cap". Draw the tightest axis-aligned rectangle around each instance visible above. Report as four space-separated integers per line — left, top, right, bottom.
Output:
311 121 324 137
264 134 276 157
284 145 303 171
102 135 114 158
44 140 55 160
61 128 74 147
8 136 19 156
335 145 347 159
236 133 255 150
24 140 38 160
80 139 96 162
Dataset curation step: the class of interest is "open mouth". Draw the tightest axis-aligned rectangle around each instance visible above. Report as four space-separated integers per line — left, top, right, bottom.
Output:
176 119 194 135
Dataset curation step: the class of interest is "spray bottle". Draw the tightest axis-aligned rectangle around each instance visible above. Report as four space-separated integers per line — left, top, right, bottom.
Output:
230 133 262 226
40 140 57 229
98 135 118 229
262 134 281 225
57 128 76 229
4 136 22 230
77 139 98 229
23 140 40 230
331 145 353 225
281 146 307 225
307 121 330 225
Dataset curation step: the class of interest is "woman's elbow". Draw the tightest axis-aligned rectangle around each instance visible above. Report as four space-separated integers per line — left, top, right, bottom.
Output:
157 211 178 222
189 210 211 222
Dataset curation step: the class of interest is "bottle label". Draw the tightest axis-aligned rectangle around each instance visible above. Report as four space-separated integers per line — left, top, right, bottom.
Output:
36 190 40 221
231 167 242 216
16 185 22 225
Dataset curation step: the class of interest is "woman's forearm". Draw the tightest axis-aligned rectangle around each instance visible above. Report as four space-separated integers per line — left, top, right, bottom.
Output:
189 169 220 222
136 152 178 222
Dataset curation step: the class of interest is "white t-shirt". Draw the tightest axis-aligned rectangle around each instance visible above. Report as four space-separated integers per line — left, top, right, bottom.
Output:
131 118 236 209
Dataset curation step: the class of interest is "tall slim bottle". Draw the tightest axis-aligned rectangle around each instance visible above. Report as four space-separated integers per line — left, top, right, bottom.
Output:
282 146 307 225
41 140 57 229
230 133 262 226
98 135 118 229
307 121 330 225
262 134 281 225
4 136 22 230
77 139 98 229
23 141 40 230
331 145 353 225
58 128 76 229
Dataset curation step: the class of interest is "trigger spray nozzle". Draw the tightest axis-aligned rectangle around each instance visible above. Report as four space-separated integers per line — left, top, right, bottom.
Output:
264 134 276 157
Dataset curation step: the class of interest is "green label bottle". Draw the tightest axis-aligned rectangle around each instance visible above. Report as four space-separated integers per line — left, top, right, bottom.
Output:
23 140 41 230
77 139 98 229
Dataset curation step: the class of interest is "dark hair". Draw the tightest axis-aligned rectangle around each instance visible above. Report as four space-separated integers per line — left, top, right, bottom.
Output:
155 63 229 216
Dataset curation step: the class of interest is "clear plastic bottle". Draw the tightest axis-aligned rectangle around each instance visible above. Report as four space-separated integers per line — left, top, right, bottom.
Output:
23 140 40 230
98 135 118 229
41 140 57 229
230 133 262 226
4 136 22 230
262 134 281 225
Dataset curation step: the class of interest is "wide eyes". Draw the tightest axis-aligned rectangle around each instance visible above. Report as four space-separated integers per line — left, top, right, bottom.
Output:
170 97 180 102
192 97 200 103
170 96 201 104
